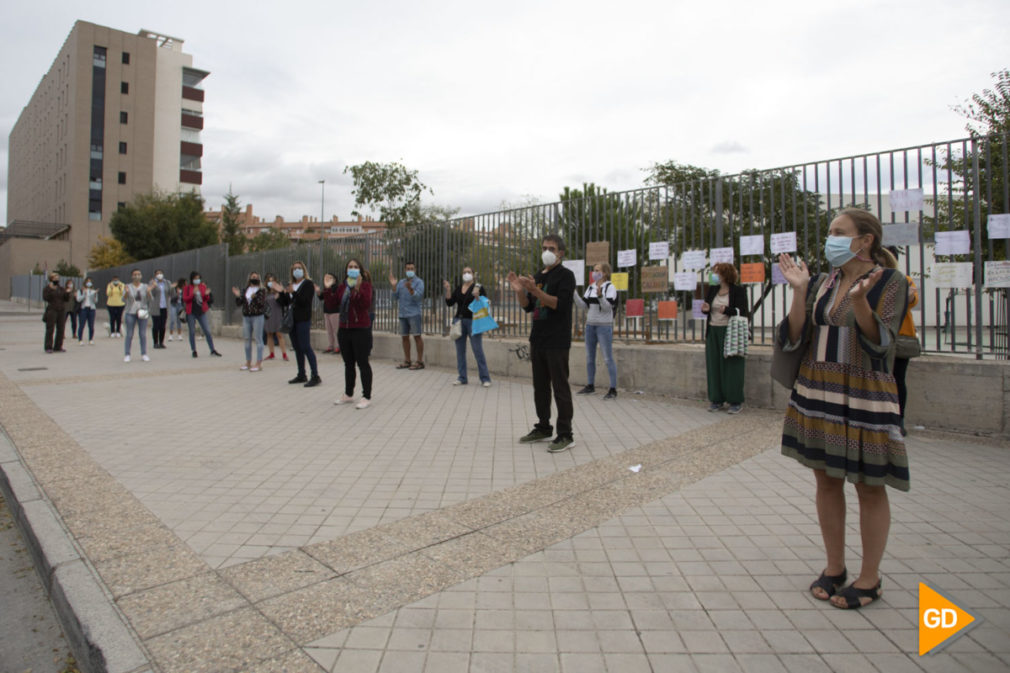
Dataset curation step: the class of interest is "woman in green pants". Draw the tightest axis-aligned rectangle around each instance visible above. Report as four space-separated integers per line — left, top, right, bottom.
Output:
701 262 749 413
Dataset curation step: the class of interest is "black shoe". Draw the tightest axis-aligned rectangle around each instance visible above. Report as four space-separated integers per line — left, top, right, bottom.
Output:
603 388 617 401
192 350 198 358
304 376 321 388
519 427 552 443
576 385 595 395
289 375 308 384
210 350 222 357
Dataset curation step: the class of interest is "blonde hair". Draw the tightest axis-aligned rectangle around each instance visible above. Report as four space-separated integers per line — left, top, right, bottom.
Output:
290 260 311 281
838 208 897 269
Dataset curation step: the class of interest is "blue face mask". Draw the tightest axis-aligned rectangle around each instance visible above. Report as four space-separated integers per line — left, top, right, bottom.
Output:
347 268 361 279
824 235 858 267
405 270 415 279
293 268 304 280
710 273 720 285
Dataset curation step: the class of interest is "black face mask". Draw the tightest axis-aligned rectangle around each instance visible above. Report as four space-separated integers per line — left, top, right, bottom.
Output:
249 279 260 286
51 279 60 285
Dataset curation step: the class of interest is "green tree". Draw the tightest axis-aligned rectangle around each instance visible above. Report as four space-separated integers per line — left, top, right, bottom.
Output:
109 191 217 260
87 235 134 270
220 190 246 256
344 161 433 227
247 227 291 252
54 259 82 277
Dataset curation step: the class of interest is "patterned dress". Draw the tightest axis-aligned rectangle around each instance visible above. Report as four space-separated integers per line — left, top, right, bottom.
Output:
780 267 910 491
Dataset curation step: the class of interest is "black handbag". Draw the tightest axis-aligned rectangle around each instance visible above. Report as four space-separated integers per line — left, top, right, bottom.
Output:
895 334 921 359
279 304 294 334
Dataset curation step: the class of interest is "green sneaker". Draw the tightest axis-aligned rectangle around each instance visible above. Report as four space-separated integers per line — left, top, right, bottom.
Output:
547 435 575 453
519 428 552 443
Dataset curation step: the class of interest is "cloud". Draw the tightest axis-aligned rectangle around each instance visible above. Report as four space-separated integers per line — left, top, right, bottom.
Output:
711 141 749 155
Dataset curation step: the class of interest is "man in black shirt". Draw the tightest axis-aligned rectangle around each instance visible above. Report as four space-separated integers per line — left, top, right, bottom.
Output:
507 234 576 453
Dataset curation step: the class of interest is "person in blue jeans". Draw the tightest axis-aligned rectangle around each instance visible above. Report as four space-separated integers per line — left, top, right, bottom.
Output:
389 262 425 369
183 271 222 358
574 262 619 400
76 277 99 345
443 266 492 387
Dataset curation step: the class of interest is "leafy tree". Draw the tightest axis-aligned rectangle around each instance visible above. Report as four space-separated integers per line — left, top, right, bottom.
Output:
109 191 217 260
247 227 291 252
54 259 82 277
344 161 433 227
220 190 246 256
87 235 134 270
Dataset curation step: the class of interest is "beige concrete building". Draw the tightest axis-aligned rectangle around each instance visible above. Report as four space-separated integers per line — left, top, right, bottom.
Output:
4 20 208 274
204 203 388 242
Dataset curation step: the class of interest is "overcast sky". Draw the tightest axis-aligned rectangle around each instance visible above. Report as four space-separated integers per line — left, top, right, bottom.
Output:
3 0 1009 225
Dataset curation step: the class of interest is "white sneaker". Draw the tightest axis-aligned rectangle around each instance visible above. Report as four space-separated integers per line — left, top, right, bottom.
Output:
78 341 84 346
334 394 355 405
240 364 250 371
124 355 131 362
355 398 371 409
452 379 465 386
89 340 94 345
482 381 492 388
142 355 150 362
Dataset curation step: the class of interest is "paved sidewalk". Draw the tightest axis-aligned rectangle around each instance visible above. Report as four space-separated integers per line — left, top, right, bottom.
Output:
0 301 1007 673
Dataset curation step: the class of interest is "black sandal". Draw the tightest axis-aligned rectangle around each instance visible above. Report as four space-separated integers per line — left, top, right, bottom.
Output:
809 568 847 600
832 580 882 609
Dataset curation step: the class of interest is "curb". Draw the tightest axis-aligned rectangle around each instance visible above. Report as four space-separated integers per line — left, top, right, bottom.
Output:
0 429 154 673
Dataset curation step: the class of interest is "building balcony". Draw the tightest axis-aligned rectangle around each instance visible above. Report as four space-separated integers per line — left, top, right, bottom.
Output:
180 141 203 157
182 86 205 102
181 113 203 130
180 169 202 185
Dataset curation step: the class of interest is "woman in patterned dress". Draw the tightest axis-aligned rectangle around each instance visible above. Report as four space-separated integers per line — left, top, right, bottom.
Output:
777 208 908 610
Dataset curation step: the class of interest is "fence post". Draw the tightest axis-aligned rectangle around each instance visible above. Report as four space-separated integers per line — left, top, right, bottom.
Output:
714 179 724 248
224 244 232 326
971 139 984 360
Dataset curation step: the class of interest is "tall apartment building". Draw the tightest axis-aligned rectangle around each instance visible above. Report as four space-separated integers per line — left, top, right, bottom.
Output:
4 20 208 274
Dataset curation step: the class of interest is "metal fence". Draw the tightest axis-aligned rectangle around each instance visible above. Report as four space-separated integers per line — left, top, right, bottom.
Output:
9 134 1009 358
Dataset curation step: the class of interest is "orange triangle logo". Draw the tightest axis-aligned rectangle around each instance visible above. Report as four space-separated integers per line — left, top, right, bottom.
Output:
919 583 980 655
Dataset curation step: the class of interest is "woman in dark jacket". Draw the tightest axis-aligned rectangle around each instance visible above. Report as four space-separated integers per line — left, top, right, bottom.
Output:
442 265 491 387
273 260 320 387
700 262 749 413
232 271 267 372
333 259 373 408
317 273 341 354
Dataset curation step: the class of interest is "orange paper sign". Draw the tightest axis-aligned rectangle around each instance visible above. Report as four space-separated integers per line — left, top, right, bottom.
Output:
657 300 678 320
740 262 766 284
625 298 644 318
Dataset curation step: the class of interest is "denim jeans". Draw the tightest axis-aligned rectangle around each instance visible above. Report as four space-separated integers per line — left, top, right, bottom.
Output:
124 313 147 356
291 320 318 377
584 324 617 389
168 305 183 330
77 307 96 340
453 318 491 384
187 312 216 352
242 314 266 363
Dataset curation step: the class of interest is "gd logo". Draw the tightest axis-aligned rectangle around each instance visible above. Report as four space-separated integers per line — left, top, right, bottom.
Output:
918 583 981 656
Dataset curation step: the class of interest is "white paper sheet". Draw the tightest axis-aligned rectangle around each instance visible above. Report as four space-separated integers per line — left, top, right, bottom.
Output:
709 247 734 264
931 262 973 288
562 259 585 286
674 272 697 291
617 248 637 268
769 231 797 254
648 241 670 261
988 214 1010 239
680 249 707 270
934 230 971 256
882 222 921 246
890 188 924 212
984 261 1010 288
739 235 764 256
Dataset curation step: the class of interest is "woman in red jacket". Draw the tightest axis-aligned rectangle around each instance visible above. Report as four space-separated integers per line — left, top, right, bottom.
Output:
333 259 374 409
183 271 222 358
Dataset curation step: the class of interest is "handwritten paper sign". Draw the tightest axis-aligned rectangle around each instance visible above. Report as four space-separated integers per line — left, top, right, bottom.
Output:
617 248 637 268
740 262 766 284
739 235 764 256
934 230 971 256
988 214 1010 239
771 264 787 285
625 298 645 318
649 241 670 260
586 241 610 265
882 222 921 246
984 261 1010 288
610 272 629 291
770 231 797 254
641 266 669 293
562 259 585 286
931 262 974 288
691 300 706 321
890 188 924 212
674 272 697 291
709 247 734 264
657 300 678 320
681 249 707 270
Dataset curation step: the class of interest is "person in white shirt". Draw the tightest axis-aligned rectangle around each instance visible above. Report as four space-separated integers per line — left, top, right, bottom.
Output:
574 263 619 400
76 277 99 344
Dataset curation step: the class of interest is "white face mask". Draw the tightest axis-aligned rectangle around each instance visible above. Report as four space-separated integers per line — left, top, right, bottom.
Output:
542 250 558 267
156 273 164 281
462 273 474 283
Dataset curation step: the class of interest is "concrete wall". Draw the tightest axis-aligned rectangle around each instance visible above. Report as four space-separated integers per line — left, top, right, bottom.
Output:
217 318 1010 437
0 239 73 300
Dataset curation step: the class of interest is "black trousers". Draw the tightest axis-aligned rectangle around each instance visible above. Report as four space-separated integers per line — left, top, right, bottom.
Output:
530 344 573 438
151 308 167 345
44 309 66 351
893 356 909 420
338 327 373 398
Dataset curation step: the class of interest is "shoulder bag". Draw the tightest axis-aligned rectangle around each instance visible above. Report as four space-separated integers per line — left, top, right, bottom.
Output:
723 309 749 358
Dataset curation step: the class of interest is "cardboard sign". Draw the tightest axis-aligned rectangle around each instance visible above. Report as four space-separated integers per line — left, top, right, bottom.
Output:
586 241 610 265
931 262 973 288
770 231 797 254
641 266 669 293
657 300 678 320
709 247 734 264
674 271 697 291
883 222 921 246
610 272 629 291
890 188 924 212
625 298 644 318
617 248 637 268
562 259 585 286
984 260 1010 288
934 230 971 256
681 249 707 270
740 262 765 284
987 214 1010 239
739 235 764 256
649 241 670 260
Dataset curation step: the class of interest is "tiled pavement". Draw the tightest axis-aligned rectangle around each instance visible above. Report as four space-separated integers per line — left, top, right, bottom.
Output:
0 302 1008 672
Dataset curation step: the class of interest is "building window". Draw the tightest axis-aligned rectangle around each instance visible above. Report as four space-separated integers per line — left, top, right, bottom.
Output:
122 52 130 65
119 141 127 154
118 172 127 185
118 202 126 210
120 111 128 124
121 81 129 94
93 46 107 68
